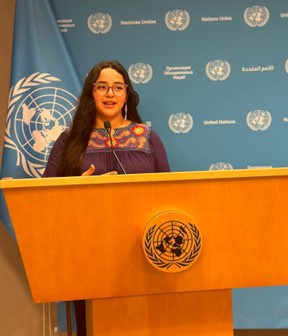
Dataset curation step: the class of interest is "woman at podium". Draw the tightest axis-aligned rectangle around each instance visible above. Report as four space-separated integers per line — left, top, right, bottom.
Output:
43 60 170 335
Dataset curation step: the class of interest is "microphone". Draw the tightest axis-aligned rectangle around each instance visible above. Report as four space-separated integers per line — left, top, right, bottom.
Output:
104 120 127 174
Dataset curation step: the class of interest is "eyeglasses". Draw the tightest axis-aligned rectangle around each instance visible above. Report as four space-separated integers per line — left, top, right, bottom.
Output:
93 82 128 97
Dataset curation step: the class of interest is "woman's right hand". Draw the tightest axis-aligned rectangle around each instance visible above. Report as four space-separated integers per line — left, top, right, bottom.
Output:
81 165 118 176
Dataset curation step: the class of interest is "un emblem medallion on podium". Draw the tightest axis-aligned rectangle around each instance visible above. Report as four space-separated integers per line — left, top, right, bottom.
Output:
143 211 202 273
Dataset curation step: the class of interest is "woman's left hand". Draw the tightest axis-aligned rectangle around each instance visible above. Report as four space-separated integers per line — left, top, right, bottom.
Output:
103 171 118 175
81 164 96 176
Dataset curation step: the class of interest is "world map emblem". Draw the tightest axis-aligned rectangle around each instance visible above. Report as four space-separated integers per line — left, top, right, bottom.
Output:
165 9 190 31
206 60 231 81
87 13 112 34
244 6 270 27
285 59 288 74
143 211 202 273
246 110 272 131
209 162 233 170
4 73 77 177
168 113 193 134
128 63 153 84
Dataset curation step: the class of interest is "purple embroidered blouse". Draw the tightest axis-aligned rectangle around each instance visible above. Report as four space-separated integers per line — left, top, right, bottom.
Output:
43 122 170 177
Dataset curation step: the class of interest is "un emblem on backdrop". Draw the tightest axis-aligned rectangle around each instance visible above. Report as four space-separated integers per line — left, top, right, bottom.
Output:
206 60 231 81
165 9 190 31
285 59 288 74
168 113 193 134
143 211 202 273
244 6 270 27
87 13 112 34
209 162 233 170
128 63 153 84
246 110 272 131
4 73 77 177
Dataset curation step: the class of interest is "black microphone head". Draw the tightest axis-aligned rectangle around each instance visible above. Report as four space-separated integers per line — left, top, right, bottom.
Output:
104 120 111 130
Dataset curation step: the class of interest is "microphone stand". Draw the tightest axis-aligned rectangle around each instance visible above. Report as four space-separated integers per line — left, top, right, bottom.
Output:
104 121 127 174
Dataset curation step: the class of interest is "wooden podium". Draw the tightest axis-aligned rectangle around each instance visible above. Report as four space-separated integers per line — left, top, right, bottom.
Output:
2 168 288 335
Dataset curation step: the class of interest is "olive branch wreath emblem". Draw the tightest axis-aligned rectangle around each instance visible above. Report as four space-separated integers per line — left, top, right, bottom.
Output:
243 6 270 28
144 222 202 272
4 73 61 177
164 10 190 31
206 60 231 81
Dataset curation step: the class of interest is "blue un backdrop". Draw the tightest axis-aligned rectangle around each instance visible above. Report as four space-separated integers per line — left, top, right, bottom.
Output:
1 0 288 331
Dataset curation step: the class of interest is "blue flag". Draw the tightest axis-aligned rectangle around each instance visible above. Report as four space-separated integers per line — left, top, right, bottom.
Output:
0 0 81 330
1 0 81 236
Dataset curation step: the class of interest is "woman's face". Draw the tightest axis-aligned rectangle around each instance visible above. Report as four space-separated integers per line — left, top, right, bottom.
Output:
92 68 127 123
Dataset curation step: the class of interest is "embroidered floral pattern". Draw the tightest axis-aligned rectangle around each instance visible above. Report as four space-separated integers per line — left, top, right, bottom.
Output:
132 124 146 136
87 123 150 152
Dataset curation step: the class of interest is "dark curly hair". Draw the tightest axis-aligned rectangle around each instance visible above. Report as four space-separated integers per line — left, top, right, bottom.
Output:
57 60 142 176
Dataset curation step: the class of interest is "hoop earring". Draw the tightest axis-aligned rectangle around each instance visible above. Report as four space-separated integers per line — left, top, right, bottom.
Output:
124 103 128 120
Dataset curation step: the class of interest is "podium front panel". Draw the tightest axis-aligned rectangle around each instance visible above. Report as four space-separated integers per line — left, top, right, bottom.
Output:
2 169 288 303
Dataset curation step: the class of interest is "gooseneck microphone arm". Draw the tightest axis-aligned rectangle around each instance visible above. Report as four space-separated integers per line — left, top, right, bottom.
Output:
104 120 127 174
